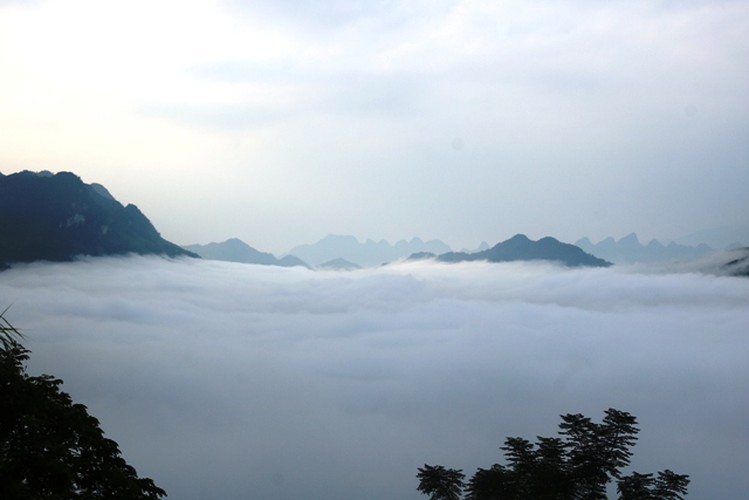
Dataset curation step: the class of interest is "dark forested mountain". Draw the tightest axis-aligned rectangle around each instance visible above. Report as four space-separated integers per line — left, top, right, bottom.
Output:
576 233 713 264
183 238 308 268
288 234 452 267
435 234 611 267
0 170 195 267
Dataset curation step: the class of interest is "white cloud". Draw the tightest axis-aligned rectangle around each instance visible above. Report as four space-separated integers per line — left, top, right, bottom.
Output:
2 256 748 499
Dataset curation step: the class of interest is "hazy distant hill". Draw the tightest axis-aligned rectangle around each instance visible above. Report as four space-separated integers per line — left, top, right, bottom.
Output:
406 251 437 261
722 248 749 276
674 223 749 249
0 170 195 267
461 241 490 253
674 247 749 277
434 234 611 267
576 233 713 264
288 234 452 267
318 258 362 271
183 238 308 268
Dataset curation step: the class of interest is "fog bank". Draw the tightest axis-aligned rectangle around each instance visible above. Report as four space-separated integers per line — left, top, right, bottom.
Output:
2 256 748 499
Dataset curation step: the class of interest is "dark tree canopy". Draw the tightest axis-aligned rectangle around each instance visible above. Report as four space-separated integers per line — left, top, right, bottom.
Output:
416 464 466 500
418 408 689 500
0 310 166 499
617 470 690 500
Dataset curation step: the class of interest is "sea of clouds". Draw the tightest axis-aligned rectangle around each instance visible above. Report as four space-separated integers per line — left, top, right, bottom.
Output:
2 256 748 499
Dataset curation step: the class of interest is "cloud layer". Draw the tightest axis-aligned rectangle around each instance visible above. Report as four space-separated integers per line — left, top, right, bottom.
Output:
2 256 748 499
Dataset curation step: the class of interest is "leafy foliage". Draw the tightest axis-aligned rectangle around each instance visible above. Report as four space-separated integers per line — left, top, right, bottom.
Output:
617 470 690 500
0 310 166 499
418 409 689 500
416 464 466 500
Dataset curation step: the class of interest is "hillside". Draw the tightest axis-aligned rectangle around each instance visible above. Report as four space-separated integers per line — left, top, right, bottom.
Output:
435 234 611 267
0 170 195 267
183 238 307 268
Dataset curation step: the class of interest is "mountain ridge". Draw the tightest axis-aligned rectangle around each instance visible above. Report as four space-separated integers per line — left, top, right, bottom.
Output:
183 238 308 268
674 223 749 249
288 234 452 267
576 233 713 264
0 170 195 267
428 234 611 267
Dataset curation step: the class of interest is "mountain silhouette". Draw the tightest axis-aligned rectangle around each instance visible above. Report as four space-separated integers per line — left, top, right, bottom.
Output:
288 234 452 267
183 238 308 268
576 233 713 264
435 234 610 267
0 170 195 267
318 257 362 271
674 223 749 249
405 251 437 261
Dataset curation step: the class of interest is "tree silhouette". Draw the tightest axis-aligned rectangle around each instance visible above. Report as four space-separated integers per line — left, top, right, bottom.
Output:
617 469 690 500
617 471 656 499
464 464 514 500
0 309 166 499
559 408 639 498
418 408 688 500
417 464 466 500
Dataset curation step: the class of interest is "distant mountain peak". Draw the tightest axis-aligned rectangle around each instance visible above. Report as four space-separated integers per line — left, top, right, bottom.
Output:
576 233 713 264
675 223 749 249
508 233 531 242
438 235 610 267
321 234 359 244
318 257 362 271
620 232 640 244
183 238 308 268
288 234 452 267
646 239 665 249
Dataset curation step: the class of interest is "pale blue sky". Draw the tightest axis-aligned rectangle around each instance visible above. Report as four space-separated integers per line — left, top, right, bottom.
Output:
1 0 747 252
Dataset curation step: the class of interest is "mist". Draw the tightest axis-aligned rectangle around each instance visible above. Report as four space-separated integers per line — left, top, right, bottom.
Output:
2 256 748 499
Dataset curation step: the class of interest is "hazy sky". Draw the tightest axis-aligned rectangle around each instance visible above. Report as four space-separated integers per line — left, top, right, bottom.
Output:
3 256 748 499
1 0 748 252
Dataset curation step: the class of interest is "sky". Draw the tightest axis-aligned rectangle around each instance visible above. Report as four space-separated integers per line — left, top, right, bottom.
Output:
1 0 748 253
2 256 748 499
